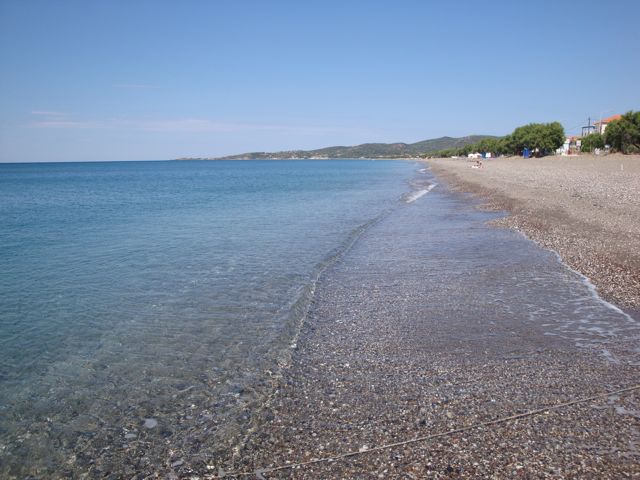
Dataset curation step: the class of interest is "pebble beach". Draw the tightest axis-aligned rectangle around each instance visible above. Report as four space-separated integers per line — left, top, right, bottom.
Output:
427 154 640 313
214 163 640 479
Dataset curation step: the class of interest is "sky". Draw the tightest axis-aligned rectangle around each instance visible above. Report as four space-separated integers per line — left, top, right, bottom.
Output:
1 0 639 162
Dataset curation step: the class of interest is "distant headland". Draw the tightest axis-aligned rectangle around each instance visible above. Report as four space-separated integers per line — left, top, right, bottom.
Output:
176 135 494 160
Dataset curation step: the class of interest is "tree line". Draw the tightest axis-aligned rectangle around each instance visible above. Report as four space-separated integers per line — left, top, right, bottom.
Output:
427 111 639 158
426 122 565 158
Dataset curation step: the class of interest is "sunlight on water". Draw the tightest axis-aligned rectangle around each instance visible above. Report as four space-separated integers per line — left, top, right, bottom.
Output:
1 160 635 477
0 160 415 477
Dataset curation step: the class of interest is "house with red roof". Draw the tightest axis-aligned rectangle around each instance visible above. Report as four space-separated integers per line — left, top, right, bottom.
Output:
594 114 622 135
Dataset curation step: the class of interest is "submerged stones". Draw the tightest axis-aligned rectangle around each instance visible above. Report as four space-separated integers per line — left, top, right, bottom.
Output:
219 181 640 478
143 418 158 429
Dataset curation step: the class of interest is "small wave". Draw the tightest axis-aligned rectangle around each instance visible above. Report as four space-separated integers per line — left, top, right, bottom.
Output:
513 232 635 324
549 250 635 323
404 183 436 203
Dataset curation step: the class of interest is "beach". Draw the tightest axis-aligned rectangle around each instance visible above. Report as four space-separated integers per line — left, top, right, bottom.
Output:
2 160 638 478
4 2 639 478
217 170 640 479
426 154 640 313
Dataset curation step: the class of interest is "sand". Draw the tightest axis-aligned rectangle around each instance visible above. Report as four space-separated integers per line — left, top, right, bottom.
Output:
426 154 640 312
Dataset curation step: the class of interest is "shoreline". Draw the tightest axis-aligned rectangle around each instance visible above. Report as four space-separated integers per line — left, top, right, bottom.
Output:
219 177 640 478
425 154 640 313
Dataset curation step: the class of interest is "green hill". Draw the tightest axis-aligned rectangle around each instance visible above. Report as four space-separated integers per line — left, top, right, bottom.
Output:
180 135 494 160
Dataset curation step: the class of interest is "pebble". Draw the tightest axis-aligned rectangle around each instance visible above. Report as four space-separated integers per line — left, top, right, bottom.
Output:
218 168 640 478
143 418 158 429
428 155 640 310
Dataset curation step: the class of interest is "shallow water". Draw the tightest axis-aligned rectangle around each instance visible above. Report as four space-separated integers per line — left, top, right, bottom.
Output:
227 168 640 478
0 161 637 478
323 176 638 360
0 160 415 477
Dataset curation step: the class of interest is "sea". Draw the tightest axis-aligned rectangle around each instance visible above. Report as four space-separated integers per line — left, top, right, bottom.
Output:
0 160 424 477
0 159 635 478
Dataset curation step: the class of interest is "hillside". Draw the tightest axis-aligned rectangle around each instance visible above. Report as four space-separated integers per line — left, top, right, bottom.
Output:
179 135 494 160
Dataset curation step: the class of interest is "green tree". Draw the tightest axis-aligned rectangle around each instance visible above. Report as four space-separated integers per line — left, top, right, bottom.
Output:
476 137 498 155
510 122 565 155
604 111 640 154
427 121 566 158
580 133 604 153
498 135 514 155
460 144 474 156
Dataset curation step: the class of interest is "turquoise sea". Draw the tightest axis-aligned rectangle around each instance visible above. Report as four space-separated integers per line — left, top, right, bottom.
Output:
0 160 420 476
2 159 635 478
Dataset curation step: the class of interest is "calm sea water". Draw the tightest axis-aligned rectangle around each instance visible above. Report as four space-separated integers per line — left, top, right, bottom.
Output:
2 160 635 478
0 160 418 476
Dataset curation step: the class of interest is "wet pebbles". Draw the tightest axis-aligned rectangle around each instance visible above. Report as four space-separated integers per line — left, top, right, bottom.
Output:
217 181 640 478
427 154 640 311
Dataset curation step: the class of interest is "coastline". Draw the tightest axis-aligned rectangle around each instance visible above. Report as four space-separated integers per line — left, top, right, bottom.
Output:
425 154 640 313
218 176 640 478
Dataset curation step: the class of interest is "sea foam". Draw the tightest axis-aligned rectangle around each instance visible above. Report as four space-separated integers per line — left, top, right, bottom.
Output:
404 183 436 203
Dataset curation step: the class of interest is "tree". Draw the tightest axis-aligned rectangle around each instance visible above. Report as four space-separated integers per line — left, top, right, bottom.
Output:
604 111 640 154
498 135 514 155
580 133 604 153
510 122 565 155
428 121 565 158
460 144 474 156
476 137 500 155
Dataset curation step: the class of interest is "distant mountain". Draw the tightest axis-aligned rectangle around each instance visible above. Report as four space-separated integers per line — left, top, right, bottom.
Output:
178 135 495 160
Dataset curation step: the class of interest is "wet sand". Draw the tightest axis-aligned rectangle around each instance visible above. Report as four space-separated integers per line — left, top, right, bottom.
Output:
214 180 640 479
426 154 640 311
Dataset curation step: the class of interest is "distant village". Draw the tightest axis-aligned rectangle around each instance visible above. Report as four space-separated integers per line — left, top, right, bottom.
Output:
561 114 621 156
460 114 624 160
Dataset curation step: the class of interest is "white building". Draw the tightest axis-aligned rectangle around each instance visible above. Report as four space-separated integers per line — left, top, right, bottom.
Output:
594 114 622 135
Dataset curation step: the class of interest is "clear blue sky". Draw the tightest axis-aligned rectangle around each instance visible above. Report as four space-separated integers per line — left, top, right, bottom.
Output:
1 0 638 162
